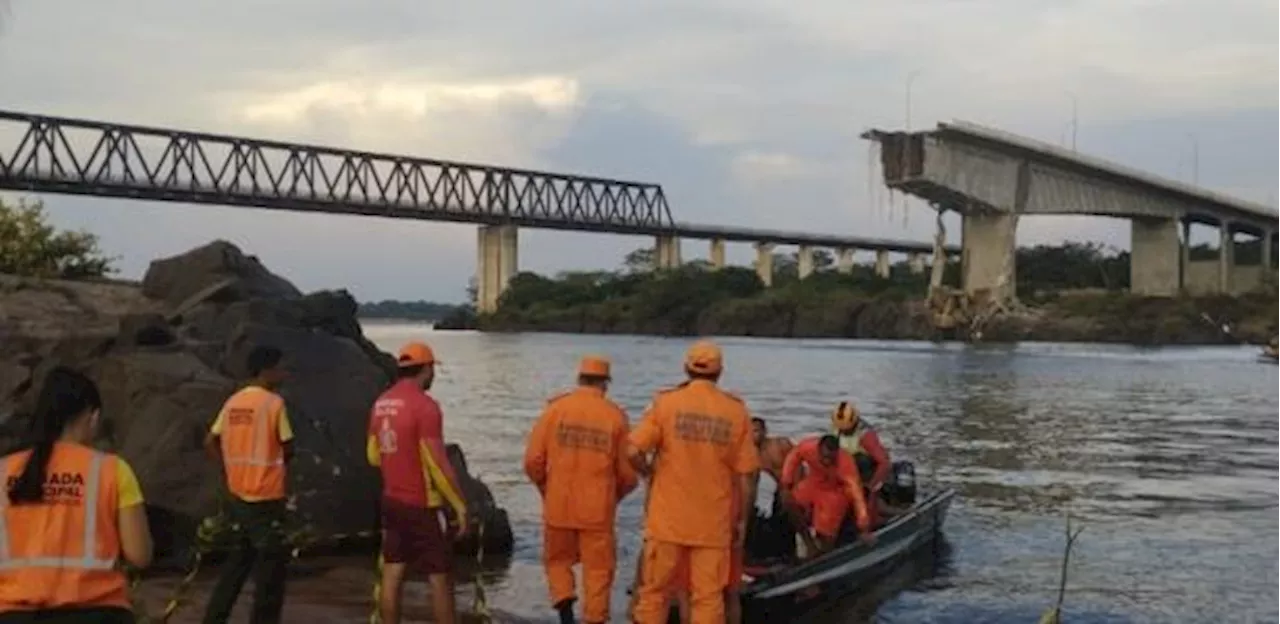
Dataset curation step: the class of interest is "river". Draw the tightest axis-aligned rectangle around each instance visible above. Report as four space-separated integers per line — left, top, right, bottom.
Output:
144 324 1280 623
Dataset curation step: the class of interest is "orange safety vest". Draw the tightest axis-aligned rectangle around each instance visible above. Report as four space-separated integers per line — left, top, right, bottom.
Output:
0 444 129 610
219 387 287 501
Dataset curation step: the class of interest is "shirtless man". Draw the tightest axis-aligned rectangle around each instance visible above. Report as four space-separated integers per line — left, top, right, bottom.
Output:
751 418 794 495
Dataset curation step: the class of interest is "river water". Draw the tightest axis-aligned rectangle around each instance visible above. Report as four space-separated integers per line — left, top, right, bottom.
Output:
143 325 1280 623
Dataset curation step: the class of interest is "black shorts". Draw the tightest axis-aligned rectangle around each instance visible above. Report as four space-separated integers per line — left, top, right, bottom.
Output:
381 500 451 575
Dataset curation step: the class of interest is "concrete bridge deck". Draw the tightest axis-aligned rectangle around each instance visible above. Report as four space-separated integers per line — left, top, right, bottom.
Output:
863 120 1278 298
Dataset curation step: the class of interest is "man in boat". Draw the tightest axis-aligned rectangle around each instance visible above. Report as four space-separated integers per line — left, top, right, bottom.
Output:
751 417 795 493
628 340 760 624
831 401 892 525
524 355 638 624
779 434 873 558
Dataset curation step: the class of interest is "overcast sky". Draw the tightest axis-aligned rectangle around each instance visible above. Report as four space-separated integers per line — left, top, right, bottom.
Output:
1 0 1276 302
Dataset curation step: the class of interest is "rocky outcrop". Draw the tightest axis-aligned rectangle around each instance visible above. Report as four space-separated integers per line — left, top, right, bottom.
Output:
0 240 513 560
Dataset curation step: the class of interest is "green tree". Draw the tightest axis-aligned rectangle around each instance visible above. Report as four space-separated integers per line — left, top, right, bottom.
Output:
622 247 656 273
0 198 116 278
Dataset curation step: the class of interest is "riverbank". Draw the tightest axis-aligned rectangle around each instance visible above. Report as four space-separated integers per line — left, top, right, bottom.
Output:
445 265 1276 345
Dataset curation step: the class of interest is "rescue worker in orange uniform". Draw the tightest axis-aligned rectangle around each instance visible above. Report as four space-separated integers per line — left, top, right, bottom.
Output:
628 340 760 624
780 434 873 558
524 355 638 624
0 367 153 623
203 345 295 624
367 342 469 624
832 402 891 494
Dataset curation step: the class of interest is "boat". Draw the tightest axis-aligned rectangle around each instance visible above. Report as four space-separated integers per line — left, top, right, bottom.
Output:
736 487 956 623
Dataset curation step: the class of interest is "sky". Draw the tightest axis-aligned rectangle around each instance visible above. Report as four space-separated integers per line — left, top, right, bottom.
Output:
0 0 1276 303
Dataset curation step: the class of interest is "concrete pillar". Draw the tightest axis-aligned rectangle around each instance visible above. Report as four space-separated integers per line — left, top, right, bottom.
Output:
1179 220 1191 293
655 234 682 270
874 250 890 278
797 245 815 279
836 248 855 275
754 242 774 287
1218 220 1233 293
709 238 726 271
960 211 1018 300
475 224 518 314
908 252 926 274
1130 217 1180 297
1266 230 1276 274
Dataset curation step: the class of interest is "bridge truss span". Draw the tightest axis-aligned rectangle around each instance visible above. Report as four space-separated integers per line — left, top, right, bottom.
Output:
0 111 676 230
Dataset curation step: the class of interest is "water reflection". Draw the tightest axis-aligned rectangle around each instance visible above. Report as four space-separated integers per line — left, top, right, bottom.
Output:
181 325 1277 623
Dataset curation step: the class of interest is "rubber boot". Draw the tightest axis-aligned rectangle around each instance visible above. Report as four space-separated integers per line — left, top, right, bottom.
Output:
554 598 576 624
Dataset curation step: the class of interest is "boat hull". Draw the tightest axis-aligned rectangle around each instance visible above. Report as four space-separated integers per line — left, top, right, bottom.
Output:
738 488 956 621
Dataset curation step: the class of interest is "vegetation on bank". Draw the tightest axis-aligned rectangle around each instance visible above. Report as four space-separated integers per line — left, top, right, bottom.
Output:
454 242 1275 344
0 198 117 279
357 299 466 322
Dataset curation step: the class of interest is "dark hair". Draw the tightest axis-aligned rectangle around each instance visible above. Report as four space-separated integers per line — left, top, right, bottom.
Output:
246 345 283 378
686 370 721 382
397 364 426 379
578 374 609 386
818 434 839 453
751 417 766 428
8 367 102 505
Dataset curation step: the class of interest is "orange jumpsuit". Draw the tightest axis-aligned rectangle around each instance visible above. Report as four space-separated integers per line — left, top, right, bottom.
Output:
629 379 759 624
780 437 871 540
524 385 638 623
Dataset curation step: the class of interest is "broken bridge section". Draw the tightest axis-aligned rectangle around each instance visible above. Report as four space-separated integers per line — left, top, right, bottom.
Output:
864 121 1279 298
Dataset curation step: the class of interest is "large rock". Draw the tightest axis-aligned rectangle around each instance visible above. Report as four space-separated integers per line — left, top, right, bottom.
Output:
0 242 512 560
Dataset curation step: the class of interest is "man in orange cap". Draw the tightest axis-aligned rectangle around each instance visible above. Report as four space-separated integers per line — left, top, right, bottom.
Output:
367 341 469 624
525 355 638 624
628 340 760 624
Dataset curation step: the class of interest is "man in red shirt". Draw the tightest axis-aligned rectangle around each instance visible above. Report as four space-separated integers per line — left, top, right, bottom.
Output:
367 342 469 624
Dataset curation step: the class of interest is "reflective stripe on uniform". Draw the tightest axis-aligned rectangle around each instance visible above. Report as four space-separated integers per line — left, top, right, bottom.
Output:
0 452 115 571
836 426 866 457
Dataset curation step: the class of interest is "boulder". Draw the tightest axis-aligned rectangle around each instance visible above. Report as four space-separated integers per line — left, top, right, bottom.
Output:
0 241 512 560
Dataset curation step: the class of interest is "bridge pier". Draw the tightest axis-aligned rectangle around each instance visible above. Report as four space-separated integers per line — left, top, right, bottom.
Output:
836 248 855 274
476 224 518 314
1130 217 1181 296
754 243 775 286
709 239 726 270
655 235 682 270
797 245 815 279
908 252 926 274
874 250 891 278
961 211 1017 299
1218 221 1234 294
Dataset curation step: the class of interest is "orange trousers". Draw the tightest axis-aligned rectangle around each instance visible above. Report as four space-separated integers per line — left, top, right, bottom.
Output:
632 539 729 624
543 526 616 623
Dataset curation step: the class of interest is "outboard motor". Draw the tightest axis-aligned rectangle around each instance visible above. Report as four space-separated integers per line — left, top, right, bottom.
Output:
881 460 917 506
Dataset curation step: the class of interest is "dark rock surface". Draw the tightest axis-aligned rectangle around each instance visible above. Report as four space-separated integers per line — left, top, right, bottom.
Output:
0 240 512 560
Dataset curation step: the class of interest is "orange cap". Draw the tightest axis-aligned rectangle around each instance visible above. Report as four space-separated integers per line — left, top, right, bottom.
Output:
578 355 611 379
397 342 437 368
684 340 723 375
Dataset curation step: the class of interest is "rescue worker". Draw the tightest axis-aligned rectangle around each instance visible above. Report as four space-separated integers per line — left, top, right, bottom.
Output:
367 341 469 624
831 401 891 525
779 434 873 558
524 355 638 624
0 366 153 623
628 340 759 624
203 345 294 624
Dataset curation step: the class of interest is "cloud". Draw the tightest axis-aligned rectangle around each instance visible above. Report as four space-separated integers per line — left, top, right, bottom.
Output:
0 0 1274 301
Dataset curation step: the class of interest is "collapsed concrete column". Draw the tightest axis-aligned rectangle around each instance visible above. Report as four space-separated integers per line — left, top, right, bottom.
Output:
1218 220 1233 293
908 252 926 274
1130 217 1180 296
797 245 815 279
655 234 682 270
836 248 855 274
960 210 1018 300
709 238 726 270
754 242 774 287
874 250 890 278
475 224 518 314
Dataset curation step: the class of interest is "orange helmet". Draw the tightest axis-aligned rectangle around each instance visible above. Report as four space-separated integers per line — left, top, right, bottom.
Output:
831 401 860 430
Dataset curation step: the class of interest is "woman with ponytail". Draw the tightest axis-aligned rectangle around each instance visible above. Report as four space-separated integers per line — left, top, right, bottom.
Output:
0 366 152 623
